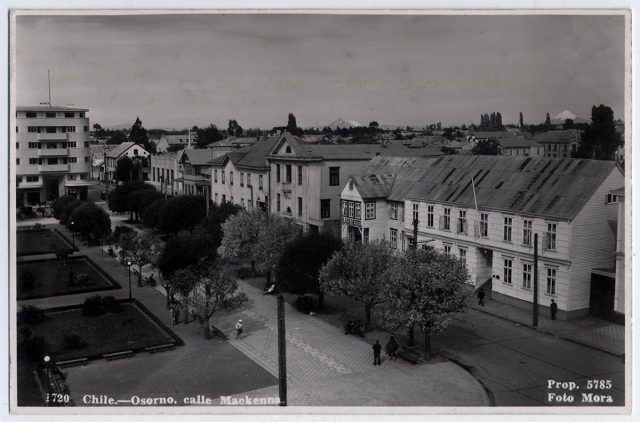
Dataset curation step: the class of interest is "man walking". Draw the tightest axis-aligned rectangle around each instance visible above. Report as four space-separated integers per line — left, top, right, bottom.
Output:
373 340 382 366
550 299 558 320
477 288 485 306
385 336 398 361
235 319 244 339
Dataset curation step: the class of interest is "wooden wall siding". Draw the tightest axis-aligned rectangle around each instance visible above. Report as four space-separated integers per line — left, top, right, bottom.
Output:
568 167 624 311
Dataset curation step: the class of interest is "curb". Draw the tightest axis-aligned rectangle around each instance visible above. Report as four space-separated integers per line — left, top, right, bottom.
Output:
472 306 623 358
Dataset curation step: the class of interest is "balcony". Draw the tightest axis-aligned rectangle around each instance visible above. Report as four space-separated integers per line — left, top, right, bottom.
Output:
37 132 68 141
38 148 69 157
38 164 69 172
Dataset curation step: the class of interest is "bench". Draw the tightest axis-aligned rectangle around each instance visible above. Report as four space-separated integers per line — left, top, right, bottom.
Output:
103 350 134 360
145 344 175 354
397 347 420 364
56 357 88 367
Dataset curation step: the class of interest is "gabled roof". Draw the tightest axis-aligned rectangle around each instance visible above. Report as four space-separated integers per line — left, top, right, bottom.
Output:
209 136 280 170
181 148 224 166
532 129 581 144
348 173 396 199
359 155 620 220
267 132 426 161
107 142 137 158
498 138 541 149
165 134 193 145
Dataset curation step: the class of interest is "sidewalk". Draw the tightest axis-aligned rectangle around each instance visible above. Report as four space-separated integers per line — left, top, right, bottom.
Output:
470 297 625 357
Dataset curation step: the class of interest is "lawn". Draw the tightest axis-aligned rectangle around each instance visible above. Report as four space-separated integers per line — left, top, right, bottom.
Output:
17 257 120 300
28 301 179 362
17 228 74 256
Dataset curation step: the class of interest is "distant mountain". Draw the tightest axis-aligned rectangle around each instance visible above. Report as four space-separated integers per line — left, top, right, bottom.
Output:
327 118 362 130
551 110 590 125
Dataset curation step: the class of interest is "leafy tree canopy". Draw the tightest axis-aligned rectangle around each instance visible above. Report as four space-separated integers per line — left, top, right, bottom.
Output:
472 139 501 155
195 124 223 148
69 202 111 244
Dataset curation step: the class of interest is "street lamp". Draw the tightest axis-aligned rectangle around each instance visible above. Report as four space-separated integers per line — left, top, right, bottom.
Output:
127 261 132 300
70 221 75 248
43 355 51 405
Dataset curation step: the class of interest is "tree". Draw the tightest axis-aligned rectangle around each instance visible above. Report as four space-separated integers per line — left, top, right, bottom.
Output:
68 202 111 245
544 112 552 129
472 139 501 155
93 123 105 138
196 124 223 148
127 189 164 221
319 240 396 330
519 112 524 128
107 182 155 220
158 235 217 278
114 156 137 182
142 198 167 229
382 248 469 360
158 195 207 235
577 105 623 160
287 113 298 132
118 232 161 287
368 121 379 129
108 131 127 145
53 195 82 223
227 119 244 137
563 119 575 130
252 215 301 284
129 117 153 152
193 201 243 250
221 209 267 273
277 232 343 309
185 260 245 339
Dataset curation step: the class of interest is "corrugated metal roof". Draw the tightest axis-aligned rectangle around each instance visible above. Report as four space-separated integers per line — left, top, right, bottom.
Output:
359 155 619 220
351 173 395 199
182 148 224 166
532 129 581 144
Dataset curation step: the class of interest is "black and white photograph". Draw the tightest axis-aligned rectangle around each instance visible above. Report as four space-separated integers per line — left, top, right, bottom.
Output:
8 8 631 414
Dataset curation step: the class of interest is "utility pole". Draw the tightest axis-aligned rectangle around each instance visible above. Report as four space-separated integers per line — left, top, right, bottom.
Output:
408 217 418 347
277 294 287 406
103 146 109 207
205 186 210 216
533 233 539 327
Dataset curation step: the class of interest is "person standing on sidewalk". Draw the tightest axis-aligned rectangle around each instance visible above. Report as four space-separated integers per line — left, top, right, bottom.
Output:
385 336 398 360
550 300 558 320
477 288 485 306
373 340 382 365
235 319 244 339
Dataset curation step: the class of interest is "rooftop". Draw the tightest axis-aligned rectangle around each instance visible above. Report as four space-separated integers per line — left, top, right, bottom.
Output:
355 155 620 220
17 105 89 112
498 138 541 149
181 148 226 166
106 142 136 158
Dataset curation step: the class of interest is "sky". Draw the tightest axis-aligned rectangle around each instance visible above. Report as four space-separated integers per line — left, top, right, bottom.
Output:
15 13 627 130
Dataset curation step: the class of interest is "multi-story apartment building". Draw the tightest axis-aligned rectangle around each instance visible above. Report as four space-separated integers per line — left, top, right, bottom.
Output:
210 136 279 209
16 105 93 205
339 155 624 320
267 132 424 233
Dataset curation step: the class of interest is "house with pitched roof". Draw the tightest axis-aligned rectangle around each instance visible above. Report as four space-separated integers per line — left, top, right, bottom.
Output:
266 132 425 234
339 155 624 320
105 142 151 182
175 148 225 196
498 137 543 157
209 136 280 209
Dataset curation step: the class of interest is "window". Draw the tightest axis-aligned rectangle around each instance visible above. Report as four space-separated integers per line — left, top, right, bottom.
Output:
522 263 532 289
459 248 467 267
458 210 467 234
286 165 292 183
480 213 489 237
442 208 451 230
365 202 376 220
214 193 218 203
349 180 354 190
16 126 18 133
16 158 20 165
26 176 38 182
259 175 264 190
412 203 419 223
68 142 77 148
48 158 58 165
68 157 77 163
546 223 557 251
26 112 36 118
230 196 234 203
222 171 226 184
546 268 557 295
277 194 281 212
503 216 512 242
390 202 398 220
222 194 226 203
28 126 38 132
247 174 251 188
298 165 303 185
607 193 618 204
65 112 74 118
342 200 349 217
28 142 38 149
66 126 76 133
45 127 56 133
230 172 234 185
298 197 303 216
84 141 90 147
276 164 281 183
214 170 218 183
523 219 532 246
241 198 245 207
321 199 330 218
390 229 398 249
329 167 340 186
427 205 434 227
363 228 369 244
348 202 354 218
85 157 90 163
443 244 451 255
170 170 174 183
84 126 90 132
45 112 56 118
240 172 244 187
503 258 513 284
80 112 85 118
355 202 361 219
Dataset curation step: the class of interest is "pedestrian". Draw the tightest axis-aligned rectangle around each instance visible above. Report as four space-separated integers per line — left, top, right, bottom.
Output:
173 305 180 325
385 336 398 360
550 299 558 320
169 306 176 325
373 340 382 365
477 288 485 306
235 319 243 339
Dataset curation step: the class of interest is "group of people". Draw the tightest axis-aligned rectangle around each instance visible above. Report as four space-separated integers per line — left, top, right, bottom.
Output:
372 336 398 365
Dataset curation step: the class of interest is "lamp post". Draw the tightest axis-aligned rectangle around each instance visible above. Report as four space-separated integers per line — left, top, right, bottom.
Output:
70 221 75 248
43 355 51 405
127 260 132 300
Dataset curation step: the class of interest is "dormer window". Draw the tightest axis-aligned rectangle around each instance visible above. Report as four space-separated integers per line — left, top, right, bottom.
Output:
285 146 292 153
349 180 354 190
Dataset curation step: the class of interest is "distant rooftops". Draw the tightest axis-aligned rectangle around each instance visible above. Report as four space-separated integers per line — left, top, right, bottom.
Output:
17 105 89 112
